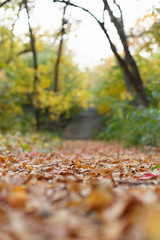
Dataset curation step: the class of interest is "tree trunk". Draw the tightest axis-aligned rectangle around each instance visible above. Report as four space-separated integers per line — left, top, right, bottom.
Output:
102 0 148 107
100 22 147 106
54 36 63 92
24 0 41 131
124 53 148 106
34 108 40 131
54 5 67 92
124 73 133 95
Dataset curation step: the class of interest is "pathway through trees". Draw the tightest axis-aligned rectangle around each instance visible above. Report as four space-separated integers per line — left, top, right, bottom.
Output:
63 108 102 140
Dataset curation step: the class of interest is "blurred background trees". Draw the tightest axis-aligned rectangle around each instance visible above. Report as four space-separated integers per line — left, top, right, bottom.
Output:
0 0 91 133
0 0 160 146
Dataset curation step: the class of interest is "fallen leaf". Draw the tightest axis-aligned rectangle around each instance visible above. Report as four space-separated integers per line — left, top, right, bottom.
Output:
140 173 157 180
7 191 28 208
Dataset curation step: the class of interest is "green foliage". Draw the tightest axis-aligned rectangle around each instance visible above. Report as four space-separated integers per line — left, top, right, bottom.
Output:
150 165 160 171
93 32 160 147
102 106 160 147
0 74 22 131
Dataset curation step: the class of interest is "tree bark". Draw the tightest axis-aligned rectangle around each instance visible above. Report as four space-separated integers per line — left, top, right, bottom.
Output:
23 0 40 131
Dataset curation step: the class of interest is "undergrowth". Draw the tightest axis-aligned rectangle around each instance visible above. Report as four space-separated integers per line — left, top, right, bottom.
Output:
101 106 160 147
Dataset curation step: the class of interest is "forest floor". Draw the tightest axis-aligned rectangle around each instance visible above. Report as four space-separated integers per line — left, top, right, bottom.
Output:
0 139 160 240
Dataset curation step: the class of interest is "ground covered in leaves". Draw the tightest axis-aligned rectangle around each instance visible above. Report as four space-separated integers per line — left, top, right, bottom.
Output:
0 139 160 240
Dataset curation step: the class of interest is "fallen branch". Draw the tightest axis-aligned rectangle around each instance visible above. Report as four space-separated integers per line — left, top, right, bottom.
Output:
116 179 160 186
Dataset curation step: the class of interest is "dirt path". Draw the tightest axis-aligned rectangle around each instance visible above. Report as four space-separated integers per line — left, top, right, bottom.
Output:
63 108 102 140
0 141 160 240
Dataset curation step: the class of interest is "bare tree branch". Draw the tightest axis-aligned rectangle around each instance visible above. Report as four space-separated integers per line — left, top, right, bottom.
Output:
0 0 12 8
103 6 105 24
128 30 153 39
7 2 23 63
17 48 31 55
53 1 124 70
53 0 102 25
113 0 124 27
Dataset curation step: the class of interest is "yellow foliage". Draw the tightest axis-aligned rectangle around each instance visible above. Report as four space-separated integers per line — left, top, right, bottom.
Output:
98 103 111 115
13 105 23 115
120 92 133 101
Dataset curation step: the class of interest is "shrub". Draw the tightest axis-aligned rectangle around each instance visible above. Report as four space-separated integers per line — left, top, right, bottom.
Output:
102 106 160 147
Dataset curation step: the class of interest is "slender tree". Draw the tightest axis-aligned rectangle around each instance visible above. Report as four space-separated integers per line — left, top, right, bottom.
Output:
6 2 22 63
54 4 67 92
53 0 148 107
23 0 41 130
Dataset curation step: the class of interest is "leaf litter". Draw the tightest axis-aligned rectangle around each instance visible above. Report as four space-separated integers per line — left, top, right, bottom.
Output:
0 140 160 240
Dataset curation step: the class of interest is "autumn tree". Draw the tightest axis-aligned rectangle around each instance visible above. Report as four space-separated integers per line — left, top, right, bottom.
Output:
0 0 41 130
129 8 160 55
53 0 148 107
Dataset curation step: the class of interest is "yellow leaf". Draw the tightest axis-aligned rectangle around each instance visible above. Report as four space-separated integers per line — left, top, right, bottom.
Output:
27 166 33 170
7 191 28 208
85 188 113 211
